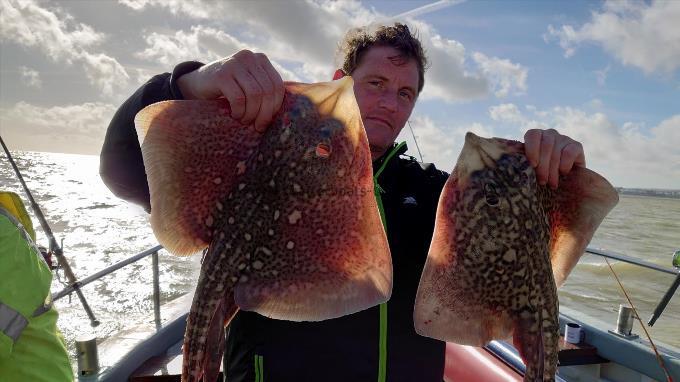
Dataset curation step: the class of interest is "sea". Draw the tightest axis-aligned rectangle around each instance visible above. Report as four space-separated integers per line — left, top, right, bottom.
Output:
1 151 679 368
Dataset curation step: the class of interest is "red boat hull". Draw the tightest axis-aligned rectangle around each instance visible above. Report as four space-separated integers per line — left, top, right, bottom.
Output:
444 342 522 382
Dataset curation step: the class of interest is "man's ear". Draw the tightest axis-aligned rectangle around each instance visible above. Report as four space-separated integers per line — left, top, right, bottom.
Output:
332 69 346 81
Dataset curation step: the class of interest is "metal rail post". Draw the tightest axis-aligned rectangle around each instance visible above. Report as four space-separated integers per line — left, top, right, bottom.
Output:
152 250 161 330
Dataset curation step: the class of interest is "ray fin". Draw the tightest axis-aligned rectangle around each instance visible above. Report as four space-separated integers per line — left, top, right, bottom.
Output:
413 173 515 345
548 166 619 287
134 100 261 256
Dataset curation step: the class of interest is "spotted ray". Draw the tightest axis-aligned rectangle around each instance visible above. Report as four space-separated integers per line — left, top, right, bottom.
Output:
413 132 618 382
135 77 392 382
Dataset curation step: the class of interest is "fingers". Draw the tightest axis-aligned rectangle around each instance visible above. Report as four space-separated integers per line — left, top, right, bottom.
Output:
232 51 284 132
217 76 246 120
536 129 556 188
188 50 285 132
251 54 281 133
231 64 263 126
549 140 586 189
523 129 586 189
523 129 542 167
257 53 285 121
548 138 562 189
559 141 586 173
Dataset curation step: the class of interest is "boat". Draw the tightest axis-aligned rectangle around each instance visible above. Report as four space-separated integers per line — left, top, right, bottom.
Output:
4 124 675 379
3 137 678 381
59 245 679 382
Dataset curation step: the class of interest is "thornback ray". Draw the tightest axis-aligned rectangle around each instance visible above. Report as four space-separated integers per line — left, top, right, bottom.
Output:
135 77 392 382
413 132 618 382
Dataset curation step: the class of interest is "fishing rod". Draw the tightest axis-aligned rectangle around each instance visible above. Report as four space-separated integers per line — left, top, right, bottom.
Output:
605 258 674 382
0 134 100 327
407 120 424 162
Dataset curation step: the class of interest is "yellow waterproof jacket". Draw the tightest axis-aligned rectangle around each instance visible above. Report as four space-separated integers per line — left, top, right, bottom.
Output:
0 192 72 381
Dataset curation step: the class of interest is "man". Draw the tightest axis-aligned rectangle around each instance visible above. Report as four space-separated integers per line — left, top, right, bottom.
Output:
100 23 585 381
0 191 73 382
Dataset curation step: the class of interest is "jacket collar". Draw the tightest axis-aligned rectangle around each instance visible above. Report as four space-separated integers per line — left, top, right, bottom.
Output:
372 142 408 190
372 142 408 175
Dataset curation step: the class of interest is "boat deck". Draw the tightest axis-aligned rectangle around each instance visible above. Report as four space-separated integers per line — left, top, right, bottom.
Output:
126 332 602 382
128 338 211 382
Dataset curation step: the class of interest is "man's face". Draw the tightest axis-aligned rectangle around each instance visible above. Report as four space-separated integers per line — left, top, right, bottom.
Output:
350 46 419 160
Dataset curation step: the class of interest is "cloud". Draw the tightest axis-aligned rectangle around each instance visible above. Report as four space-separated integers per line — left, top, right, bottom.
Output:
545 1 680 74
136 26 246 66
196 1 375 82
487 103 680 188
0 101 116 137
400 115 457 166
122 0 527 102
0 0 129 95
545 109 680 188
118 0 215 18
387 0 466 20
489 103 525 124
418 32 489 102
129 67 159 86
122 0 370 82
19 66 42 88
588 98 604 110
397 114 498 171
472 52 528 97
594 65 610 86
80 53 130 97
135 26 300 81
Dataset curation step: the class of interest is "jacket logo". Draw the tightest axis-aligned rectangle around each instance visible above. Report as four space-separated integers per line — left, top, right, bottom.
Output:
402 196 417 206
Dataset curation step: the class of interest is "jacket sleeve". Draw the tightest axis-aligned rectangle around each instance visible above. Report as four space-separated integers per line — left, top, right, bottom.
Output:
99 61 203 212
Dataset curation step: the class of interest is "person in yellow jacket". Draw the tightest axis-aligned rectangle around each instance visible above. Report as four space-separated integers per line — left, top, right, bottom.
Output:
0 191 72 381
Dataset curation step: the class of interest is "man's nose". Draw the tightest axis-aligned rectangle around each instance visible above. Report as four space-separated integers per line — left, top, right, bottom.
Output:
378 92 398 112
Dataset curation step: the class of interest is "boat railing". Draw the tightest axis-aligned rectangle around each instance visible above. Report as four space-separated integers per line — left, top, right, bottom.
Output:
585 247 678 275
583 247 680 327
51 245 679 331
51 244 165 329
50 244 678 379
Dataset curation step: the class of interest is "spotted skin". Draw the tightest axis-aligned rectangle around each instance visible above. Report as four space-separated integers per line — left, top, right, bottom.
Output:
135 99 261 256
136 78 391 382
414 133 618 382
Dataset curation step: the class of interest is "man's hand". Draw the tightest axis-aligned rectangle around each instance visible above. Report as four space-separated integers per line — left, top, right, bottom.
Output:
177 50 285 132
524 129 586 189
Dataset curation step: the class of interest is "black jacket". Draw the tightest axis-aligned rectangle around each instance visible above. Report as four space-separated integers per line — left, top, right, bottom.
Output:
100 62 450 382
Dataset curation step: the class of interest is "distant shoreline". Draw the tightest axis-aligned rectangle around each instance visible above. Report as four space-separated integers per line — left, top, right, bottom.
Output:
617 188 680 200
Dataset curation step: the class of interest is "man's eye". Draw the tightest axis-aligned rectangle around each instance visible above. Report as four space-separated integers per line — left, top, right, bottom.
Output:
399 91 412 101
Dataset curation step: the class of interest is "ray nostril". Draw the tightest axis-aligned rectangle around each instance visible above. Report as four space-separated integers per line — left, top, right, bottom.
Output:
315 143 331 158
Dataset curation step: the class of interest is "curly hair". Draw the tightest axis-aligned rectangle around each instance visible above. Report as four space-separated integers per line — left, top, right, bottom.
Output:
337 23 428 93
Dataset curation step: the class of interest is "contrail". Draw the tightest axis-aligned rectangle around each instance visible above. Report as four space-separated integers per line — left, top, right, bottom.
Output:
389 0 466 21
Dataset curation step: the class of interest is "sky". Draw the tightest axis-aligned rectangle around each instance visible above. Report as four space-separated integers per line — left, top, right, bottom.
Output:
0 0 679 189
